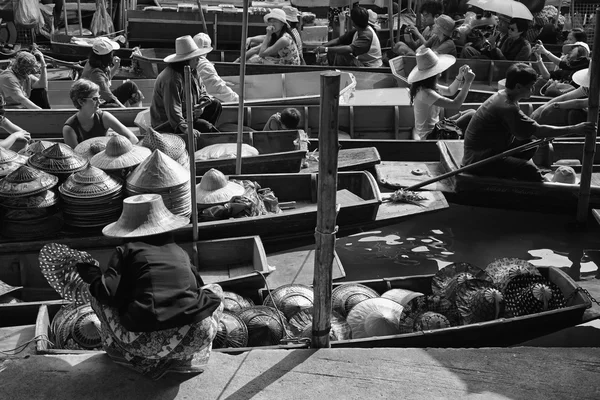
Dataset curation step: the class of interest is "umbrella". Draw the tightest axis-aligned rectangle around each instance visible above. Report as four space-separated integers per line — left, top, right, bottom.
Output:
467 0 534 21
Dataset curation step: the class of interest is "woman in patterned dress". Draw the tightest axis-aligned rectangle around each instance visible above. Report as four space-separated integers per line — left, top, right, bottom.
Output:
245 8 301 65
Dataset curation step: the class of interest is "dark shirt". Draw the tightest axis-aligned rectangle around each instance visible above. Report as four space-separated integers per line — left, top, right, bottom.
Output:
81 62 119 104
463 91 538 166
76 238 221 332
550 58 590 84
64 110 107 143
490 36 531 61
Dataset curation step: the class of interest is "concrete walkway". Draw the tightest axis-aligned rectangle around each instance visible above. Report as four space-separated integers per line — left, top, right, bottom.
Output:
1 346 600 400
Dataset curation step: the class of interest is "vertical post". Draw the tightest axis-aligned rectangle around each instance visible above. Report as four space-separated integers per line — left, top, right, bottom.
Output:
184 66 200 267
196 0 208 34
63 2 69 36
76 0 83 35
236 0 249 175
312 71 341 349
388 0 394 46
576 7 600 224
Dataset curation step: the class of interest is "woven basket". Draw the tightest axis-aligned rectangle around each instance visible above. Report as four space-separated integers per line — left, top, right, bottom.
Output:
331 283 379 317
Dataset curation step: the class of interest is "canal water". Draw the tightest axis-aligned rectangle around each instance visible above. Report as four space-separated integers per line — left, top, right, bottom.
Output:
333 203 600 282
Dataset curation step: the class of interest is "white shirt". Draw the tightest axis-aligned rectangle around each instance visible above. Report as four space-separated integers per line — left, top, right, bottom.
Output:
197 57 239 103
413 88 443 140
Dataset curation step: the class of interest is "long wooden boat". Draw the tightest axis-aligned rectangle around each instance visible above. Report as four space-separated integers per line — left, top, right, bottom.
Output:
7 101 549 139
0 235 272 328
33 266 593 353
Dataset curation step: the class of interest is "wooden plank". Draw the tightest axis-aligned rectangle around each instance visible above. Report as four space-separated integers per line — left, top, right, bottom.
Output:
375 161 452 191
303 148 382 173
266 248 345 288
375 190 448 222
0 324 37 357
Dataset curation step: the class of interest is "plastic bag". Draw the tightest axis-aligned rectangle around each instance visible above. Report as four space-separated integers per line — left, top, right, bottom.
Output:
90 0 115 36
14 0 44 28
134 109 151 134
194 143 259 161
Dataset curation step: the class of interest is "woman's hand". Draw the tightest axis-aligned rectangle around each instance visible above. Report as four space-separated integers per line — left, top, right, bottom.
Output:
265 25 275 35
113 56 121 67
32 50 46 68
456 65 468 81
10 130 30 142
464 67 476 83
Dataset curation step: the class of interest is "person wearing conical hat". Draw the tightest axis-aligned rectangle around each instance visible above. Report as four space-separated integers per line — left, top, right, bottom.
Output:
0 94 31 149
63 79 139 149
407 47 475 140
463 63 597 182
192 33 239 103
150 35 222 137
74 194 223 380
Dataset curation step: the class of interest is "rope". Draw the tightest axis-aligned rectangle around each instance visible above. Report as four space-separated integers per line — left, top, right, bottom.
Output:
0 334 54 356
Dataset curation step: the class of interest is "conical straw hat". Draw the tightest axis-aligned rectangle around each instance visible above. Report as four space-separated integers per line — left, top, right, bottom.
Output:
18 140 55 157
102 193 189 238
141 128 186 160
1 189 59 208
90 135 151 171
0 147 27 177
59 165 123 198
0 165 58 197
28 143 88 174
126 149 189 189
196 168 244 205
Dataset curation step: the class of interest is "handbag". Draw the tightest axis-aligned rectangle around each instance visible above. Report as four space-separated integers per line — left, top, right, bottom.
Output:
426 118 463 140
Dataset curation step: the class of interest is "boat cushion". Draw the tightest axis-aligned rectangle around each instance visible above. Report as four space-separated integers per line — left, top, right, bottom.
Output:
438 140 463 171
195 143 259 161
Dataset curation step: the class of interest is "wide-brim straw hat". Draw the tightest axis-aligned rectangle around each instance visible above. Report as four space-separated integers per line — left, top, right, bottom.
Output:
0 147 27 177
484 258 541 292
455 279 504 325
38 243 97 305
102 193 189 238
0 279 22 298
164 35 211 63
141 128 186 161
127 149 189 189
399 294 460 332
74 135 117 160
504 274 566 318
213 310 249 349
572 67 590 88
59 164 123 198
28 143 88 175
544 165 580 184
431 262 491 300
347 297 404 339
331 283 379 318
381 288 424 307
562 41 590 57
236 305 290 347
288 308 351 341
90 135 151 171
0 165 58 197
435 14 456 38
412 311 451 331
263 284 314 320
282 6 299 22
196 168 245 205
263 8 289 26
407 47 456 84
223 291 255 312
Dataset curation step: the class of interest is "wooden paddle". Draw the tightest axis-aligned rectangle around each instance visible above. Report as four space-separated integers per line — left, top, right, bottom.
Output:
405 137 555 191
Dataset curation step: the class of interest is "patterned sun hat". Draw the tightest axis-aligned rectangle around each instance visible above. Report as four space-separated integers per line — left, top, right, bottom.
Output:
262 284 314 320
413 311 451 331
222 291 255 312
431 262 492 301
236 306 290 347
331 283 379 318
504 274 566 318
485 258 541 292
51 304 102 350
455 279 504 325
399 294 460 333
213 310 249 349
288 307 351 341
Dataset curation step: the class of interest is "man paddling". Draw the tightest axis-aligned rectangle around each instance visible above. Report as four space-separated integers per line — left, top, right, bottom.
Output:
462 63 596 182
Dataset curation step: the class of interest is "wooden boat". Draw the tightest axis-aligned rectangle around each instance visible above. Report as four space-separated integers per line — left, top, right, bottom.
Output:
0 235 272 328
389 55 552 101
33 266 593 352
8 100 548 139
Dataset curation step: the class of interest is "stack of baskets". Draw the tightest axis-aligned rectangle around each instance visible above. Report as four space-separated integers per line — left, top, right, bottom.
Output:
58 165 124 228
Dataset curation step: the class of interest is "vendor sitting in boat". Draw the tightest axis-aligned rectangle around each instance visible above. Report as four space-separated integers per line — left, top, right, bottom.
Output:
0 50 50 109
408 48 475 140
81 37 143 108
151 35 222 137
244 8 301 66
316 5 382 68
63 79 139 149
0 95 31 149
462 63 596 182
192 33 239 103
74 194 223 380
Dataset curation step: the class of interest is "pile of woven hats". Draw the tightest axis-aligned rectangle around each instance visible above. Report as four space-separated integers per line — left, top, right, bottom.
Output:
126 149 192 217
27 143 88 183
0 147 27 177
0 165 62 239
59 165 124 228
140 128 190 168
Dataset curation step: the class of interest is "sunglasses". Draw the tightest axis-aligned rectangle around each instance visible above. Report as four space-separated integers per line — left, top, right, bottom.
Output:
85 97 105 104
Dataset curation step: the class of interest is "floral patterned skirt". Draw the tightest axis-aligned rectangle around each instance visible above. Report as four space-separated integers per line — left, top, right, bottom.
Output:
91 284 224 380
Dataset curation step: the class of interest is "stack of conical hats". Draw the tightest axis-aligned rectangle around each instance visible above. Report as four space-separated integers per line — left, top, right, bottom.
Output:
89 135 151 172
0 165 62 239
140 128 190 168
126 149 192 217
18 140 55 157
28 143 88 182
59 165 124 228
0 147 27 177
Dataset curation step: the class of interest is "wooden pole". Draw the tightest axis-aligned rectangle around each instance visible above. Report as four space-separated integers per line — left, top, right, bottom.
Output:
196 0 208 34
576 7 600 224
184 66 200 269
63 2 69 36
312 71 341 349
236 0 249 175
388 0 394 46
76 0 83 35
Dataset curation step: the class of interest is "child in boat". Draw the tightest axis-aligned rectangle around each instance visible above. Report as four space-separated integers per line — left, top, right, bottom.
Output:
408 47 475 140
192 33 239 103
462 63 596 182
71 194 223 380
244 8 301 66
393 0 443 56
316 5 382 68
0 50 50 109
81 37 143 108
263 107 301 131
62 79 139 149
0 95 31 149
150 35 222 137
